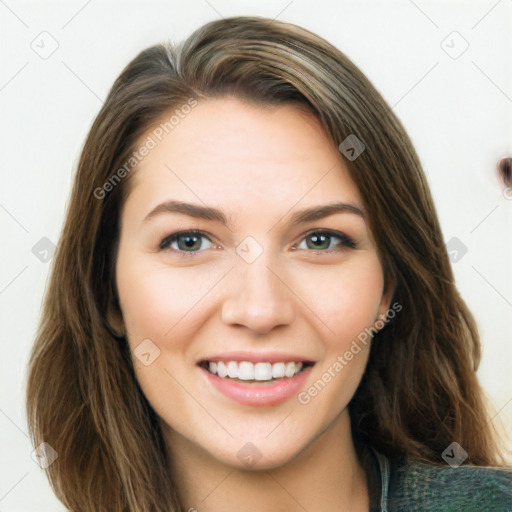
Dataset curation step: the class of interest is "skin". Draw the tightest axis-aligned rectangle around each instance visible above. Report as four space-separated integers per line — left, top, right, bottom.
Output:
115 98 394 512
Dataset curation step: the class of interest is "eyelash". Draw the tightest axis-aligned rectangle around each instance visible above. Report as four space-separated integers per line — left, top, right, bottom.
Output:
158 229 357 258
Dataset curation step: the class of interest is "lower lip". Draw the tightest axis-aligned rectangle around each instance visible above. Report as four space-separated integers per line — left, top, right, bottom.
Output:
199 365 313 407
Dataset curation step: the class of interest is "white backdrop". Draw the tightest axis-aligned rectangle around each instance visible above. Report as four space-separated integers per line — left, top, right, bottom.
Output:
1 0 511 509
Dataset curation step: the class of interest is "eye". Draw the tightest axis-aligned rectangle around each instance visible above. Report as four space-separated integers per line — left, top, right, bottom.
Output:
294 230 356 253
159 229 357 257
159 230 216 256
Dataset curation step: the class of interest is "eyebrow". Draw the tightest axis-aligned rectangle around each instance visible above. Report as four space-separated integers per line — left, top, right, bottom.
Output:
142 199 365 229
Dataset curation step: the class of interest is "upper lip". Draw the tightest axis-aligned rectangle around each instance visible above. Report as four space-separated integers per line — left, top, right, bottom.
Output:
197 352 316 364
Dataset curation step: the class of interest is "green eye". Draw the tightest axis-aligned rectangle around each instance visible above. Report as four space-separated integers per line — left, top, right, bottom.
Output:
159 229 356 258
160 230 214 255
296 230 357 252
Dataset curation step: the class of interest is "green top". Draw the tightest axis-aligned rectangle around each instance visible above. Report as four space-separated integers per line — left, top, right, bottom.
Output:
361 445 512 511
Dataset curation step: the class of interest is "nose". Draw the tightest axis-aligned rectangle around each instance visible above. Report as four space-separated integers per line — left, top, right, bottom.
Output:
221 255 295 335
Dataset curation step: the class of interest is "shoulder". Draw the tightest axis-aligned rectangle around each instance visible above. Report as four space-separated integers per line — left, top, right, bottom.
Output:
387 459 512 511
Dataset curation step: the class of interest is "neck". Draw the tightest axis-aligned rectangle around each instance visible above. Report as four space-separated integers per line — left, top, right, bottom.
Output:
164 410 369 512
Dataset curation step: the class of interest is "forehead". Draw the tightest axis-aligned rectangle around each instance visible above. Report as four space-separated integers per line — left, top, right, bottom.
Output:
125 98 362 225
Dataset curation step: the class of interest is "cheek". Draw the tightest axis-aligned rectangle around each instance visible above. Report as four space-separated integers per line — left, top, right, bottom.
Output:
296 255 385 344
116 256 220 347
118 271 176 341
115 259 205 402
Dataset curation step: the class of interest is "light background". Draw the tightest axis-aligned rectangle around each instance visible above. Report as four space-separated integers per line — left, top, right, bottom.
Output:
1 0 511 509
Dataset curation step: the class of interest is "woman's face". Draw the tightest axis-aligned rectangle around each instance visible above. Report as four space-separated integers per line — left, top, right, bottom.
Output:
115 97 392 470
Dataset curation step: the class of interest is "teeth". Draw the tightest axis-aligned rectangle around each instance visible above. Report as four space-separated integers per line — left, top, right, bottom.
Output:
238 361 254 380
254 362 272 381
217 361 227 378
227 361 238 378
204 360 305 381
285 361 296 378
272 362 285 378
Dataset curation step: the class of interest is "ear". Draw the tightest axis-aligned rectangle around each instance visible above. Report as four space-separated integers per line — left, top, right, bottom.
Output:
106 301 126 338
375 274 396 326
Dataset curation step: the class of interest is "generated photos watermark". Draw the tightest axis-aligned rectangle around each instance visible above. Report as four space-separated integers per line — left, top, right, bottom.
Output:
93 97 198 200
297 301 402 405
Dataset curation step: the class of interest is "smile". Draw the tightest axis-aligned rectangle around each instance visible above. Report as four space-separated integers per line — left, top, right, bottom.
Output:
200 360 312 382
197 357 315 407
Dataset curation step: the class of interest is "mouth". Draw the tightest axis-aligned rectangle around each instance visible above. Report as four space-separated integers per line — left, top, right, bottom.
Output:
198 359 314 384
197 357 315 406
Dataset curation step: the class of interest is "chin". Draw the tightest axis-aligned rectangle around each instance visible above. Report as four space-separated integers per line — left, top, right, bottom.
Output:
217 443 303 472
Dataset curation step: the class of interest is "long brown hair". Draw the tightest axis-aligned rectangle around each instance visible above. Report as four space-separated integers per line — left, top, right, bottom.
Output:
26 15 507 511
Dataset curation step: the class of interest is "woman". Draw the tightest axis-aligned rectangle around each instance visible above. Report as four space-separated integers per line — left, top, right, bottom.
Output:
26 16 511 512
